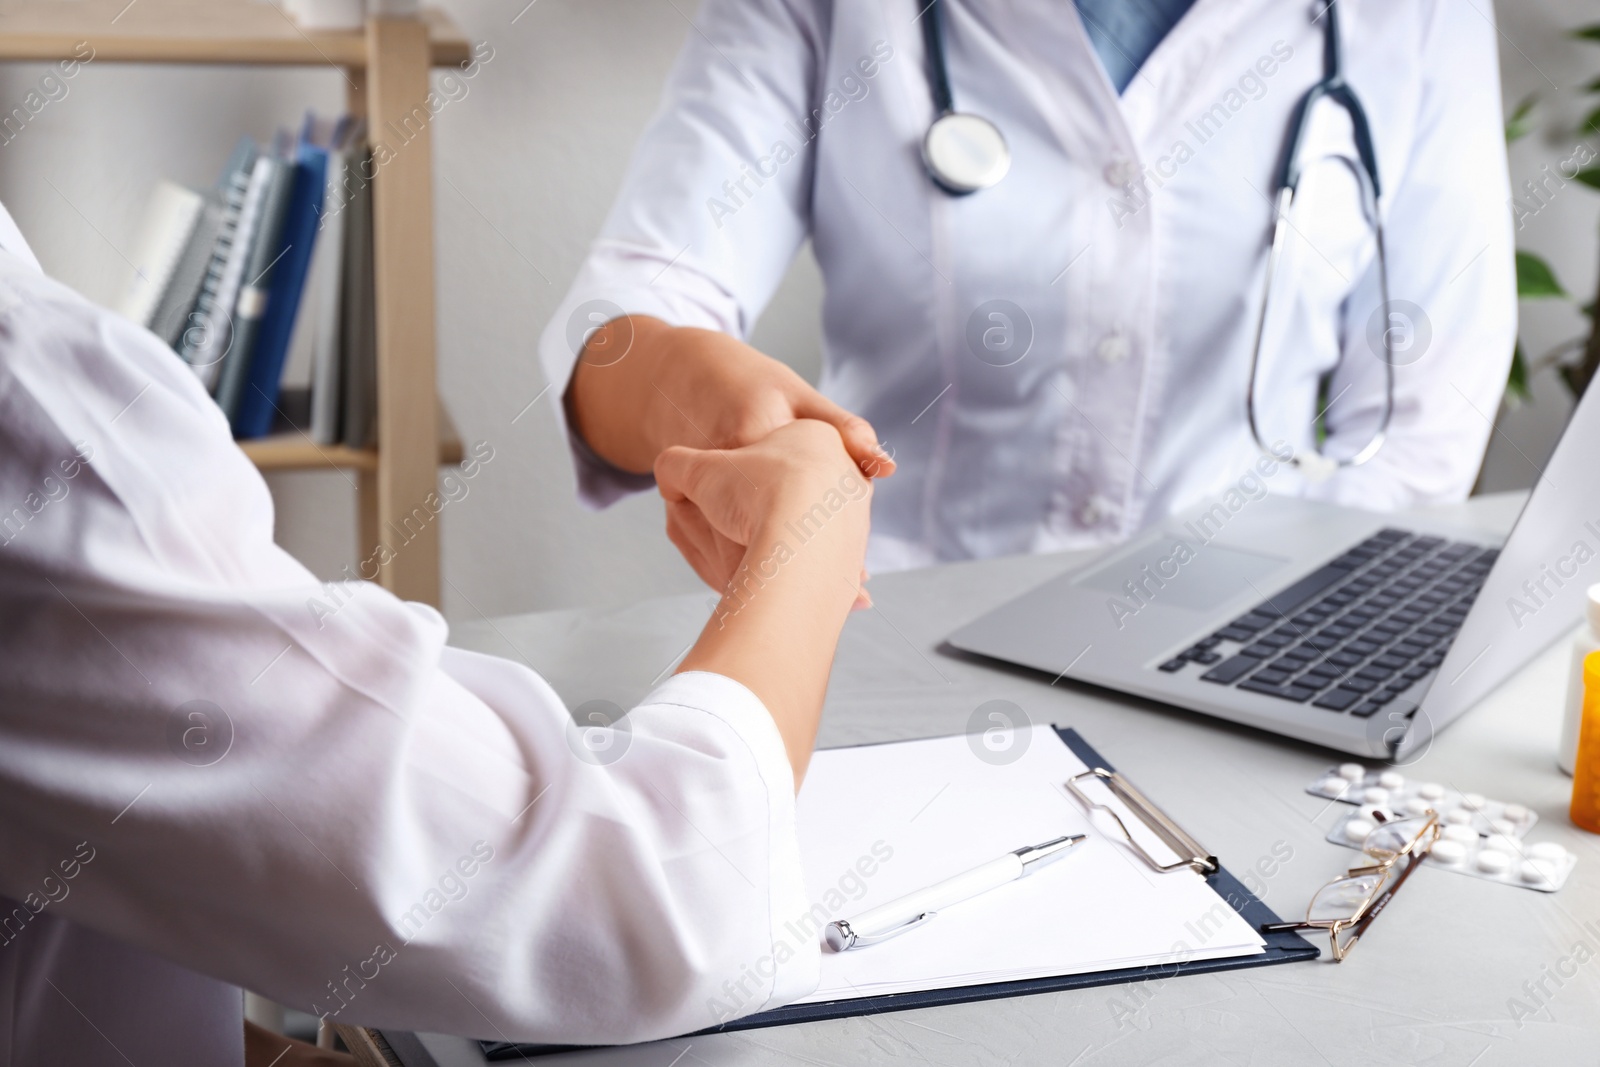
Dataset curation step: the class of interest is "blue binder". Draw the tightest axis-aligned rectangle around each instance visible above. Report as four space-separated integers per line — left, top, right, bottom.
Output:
476 726 1317 1060
231 121 329 439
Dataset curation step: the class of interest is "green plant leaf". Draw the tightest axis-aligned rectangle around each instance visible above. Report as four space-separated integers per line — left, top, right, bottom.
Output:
1517 251 1567 299
1506 94 1538 142
1581 105 1600 139
1586 74 1600 93
1507 341 1531 404
1576 164 1600 191
1560 358 1598 399
1575 23 1600 42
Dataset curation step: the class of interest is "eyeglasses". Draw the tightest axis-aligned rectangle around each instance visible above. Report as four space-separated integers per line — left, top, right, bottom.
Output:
1262 811 1440 961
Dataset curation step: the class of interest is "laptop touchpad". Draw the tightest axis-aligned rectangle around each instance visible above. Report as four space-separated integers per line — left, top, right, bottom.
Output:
1072 536 1288 612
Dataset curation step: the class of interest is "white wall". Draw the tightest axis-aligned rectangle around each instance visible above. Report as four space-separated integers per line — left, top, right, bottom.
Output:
0 0 1592 621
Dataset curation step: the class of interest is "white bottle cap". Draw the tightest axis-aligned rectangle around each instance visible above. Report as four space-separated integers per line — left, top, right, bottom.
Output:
1588 583 1600 637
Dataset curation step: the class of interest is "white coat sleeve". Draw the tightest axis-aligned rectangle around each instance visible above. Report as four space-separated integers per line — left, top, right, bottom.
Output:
0 260 820 1045
536 0 823 507
1310 0 1515 507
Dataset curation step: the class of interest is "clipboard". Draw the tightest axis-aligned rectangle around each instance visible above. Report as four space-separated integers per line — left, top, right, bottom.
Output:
480 726 1315 1060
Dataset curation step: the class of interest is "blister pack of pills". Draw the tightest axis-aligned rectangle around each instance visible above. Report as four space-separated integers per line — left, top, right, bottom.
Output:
1307 763 1577 893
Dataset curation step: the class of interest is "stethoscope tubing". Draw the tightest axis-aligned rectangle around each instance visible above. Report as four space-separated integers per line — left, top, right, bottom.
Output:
915 0 1396 473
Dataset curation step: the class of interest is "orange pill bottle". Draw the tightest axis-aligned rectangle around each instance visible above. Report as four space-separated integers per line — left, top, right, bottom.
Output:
1572 650 1600 833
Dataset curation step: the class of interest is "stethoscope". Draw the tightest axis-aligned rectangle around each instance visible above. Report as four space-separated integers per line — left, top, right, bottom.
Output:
917 1 1395 476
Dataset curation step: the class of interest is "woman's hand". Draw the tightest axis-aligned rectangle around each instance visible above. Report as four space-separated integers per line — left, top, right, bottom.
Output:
567 316 896 481
655 420 873 604
662 421 873 785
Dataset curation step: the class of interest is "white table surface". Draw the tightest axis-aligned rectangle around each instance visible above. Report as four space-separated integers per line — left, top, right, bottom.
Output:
408 492 1600 1066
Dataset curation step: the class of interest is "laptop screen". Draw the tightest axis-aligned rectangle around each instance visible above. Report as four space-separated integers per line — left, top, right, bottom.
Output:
1421 377 1600 744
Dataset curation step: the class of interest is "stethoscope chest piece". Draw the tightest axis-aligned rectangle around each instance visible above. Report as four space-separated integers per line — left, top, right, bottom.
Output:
922 111 1011 195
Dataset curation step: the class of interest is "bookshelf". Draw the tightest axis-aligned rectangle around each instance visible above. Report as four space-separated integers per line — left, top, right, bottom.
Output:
0 1 464 606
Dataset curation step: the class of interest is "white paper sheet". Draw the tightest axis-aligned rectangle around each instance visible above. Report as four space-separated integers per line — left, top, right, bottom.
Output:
790 725 1265 1002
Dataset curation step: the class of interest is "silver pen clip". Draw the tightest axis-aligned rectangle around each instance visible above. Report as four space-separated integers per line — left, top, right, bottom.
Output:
824 911 936 951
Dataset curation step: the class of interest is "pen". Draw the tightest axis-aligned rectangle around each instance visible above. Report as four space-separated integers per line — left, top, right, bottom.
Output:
823 833 1088 951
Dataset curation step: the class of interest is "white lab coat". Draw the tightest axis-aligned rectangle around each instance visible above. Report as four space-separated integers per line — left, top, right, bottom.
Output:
539 0 1515 574
0 213 816 1062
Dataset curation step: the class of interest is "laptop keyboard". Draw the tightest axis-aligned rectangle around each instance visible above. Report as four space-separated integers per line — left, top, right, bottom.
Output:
1155 528 1496 718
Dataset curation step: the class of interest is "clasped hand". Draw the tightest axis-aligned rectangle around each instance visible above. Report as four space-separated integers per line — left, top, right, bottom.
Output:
567 319 894 603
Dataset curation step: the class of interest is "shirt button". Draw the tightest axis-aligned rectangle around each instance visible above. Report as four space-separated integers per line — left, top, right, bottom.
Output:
1103 157 1138 187
1079 494 1116 527
1096 332 1130 365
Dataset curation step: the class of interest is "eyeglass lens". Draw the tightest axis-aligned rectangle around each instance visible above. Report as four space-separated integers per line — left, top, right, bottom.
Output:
1306 871 1388 924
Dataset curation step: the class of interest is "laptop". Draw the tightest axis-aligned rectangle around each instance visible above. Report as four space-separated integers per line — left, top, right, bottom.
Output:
948 380 1600 760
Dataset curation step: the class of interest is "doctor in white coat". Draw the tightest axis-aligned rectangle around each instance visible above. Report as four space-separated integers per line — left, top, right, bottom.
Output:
541 0 1514 582
0 204 871 1062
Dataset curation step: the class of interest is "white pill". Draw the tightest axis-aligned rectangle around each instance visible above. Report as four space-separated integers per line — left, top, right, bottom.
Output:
1338 763 1366 781
1445 809 1474 826
1378 771 1404 789
1316 777 1350 796
1344 817 1377 843
1519 860 1554 886
1443 824 1478 844
1503 803 1531 823
1403 797 1434 817
1486 834 1520 854
1528 841 1568 863
1431 840 1467 865
1362 787 1390 804
1490 818 1516 836
1476 850 1511 874
1461 792 1487 811
1418 783 1444 800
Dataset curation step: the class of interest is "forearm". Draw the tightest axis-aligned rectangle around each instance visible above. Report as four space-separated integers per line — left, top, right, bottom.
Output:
565 315 686 475
677 510 864 787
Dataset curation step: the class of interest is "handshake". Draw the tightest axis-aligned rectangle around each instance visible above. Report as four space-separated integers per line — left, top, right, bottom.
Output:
566 314 896 780
567 315 896 609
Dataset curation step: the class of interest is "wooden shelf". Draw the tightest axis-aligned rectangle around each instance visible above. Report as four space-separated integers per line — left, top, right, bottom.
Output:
0 1 471 67
240 402 462 472
1 7 456 603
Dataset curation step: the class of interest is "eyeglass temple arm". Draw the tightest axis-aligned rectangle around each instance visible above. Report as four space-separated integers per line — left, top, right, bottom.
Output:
1351 849 1428 938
